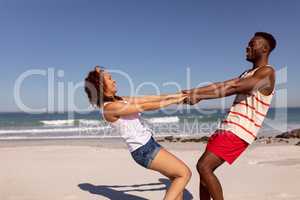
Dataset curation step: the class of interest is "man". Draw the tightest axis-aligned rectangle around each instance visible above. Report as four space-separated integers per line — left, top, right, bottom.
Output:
183 32 276 200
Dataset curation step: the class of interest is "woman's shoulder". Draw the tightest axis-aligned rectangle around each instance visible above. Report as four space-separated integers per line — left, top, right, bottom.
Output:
103 100 127 110
102 101 126 122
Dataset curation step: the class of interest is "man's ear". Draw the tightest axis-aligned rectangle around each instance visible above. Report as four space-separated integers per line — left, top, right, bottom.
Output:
262 43 270 54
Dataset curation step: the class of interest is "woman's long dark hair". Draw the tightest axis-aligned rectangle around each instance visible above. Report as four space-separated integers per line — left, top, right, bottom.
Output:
84 66 122 108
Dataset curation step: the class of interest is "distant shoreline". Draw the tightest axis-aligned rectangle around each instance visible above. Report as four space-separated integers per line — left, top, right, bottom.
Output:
1 134 299 149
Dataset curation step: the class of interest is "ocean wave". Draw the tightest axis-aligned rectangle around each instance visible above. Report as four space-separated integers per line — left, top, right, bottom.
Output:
287 123 300 131
0 126 111 135
40 119 105 127
146 116 180 124
0 135 122 140
40 119 77 126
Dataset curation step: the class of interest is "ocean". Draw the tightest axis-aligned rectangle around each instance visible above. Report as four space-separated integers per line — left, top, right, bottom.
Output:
0 108 299 140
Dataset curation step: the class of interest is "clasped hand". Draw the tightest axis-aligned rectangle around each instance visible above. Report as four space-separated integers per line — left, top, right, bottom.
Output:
181 90 201 105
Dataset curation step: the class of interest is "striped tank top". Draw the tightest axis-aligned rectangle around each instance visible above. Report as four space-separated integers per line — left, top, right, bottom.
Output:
219 66 274 144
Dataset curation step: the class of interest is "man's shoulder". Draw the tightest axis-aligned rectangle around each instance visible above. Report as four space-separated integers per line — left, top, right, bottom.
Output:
253 65 275 77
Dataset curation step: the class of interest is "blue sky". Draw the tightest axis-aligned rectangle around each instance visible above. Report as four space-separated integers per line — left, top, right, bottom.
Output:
0 0 299 112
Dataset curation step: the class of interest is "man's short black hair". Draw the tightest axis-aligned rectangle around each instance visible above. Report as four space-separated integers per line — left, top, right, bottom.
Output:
255 32 277 52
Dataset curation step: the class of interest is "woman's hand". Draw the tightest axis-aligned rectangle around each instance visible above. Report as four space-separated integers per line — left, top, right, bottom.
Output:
176 95 188 104
181 90 201 105
184 94 201 105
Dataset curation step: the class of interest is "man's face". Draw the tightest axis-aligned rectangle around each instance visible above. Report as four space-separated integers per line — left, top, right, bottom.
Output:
246 36 267 62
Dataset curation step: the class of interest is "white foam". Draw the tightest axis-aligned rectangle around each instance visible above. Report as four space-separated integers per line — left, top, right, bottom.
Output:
147 116 180 124
0 126 110 135
0 135 121 140
287 123 300 131
40 119 105 127
40 119 76 126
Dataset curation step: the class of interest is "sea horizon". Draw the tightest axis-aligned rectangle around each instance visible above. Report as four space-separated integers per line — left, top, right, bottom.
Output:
0 107 298 140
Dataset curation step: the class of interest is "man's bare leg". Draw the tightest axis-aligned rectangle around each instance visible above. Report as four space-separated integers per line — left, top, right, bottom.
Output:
197 150 225 200
200 182 211 200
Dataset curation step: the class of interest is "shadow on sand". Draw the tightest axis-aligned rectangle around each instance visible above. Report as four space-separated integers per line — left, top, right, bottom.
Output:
78 178 193 199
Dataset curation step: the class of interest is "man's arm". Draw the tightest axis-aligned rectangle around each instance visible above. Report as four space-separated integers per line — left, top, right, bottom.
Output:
184 66 275 105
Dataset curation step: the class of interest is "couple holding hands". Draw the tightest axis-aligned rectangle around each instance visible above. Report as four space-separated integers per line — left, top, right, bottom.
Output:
84 32 276 200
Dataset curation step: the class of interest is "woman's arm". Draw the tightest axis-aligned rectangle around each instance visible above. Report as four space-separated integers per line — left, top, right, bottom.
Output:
104 95 186 121
122 93 183 104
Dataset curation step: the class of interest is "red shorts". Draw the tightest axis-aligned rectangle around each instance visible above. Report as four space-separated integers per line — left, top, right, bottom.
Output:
206 130 249 165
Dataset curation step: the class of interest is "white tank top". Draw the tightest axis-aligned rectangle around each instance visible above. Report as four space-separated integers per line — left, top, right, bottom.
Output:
219 66 274 144
102 101 152 152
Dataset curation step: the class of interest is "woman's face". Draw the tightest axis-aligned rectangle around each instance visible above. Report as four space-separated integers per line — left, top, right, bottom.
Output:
102 71 117 95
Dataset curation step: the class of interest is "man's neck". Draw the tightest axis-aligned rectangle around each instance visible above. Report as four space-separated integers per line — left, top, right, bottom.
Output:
252 56 269 69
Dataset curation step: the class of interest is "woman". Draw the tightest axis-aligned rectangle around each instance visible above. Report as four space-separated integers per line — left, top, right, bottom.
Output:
84 66 191 200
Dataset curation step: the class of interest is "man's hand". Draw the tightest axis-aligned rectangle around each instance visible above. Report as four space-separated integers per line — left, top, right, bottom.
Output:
184 95 201 105
181 90 201 105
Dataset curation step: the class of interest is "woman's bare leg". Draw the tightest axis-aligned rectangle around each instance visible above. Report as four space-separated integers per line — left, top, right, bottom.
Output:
149 148 191 200
168 178 183 200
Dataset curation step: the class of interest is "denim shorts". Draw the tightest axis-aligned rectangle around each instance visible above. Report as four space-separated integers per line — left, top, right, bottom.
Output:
131 137 162 169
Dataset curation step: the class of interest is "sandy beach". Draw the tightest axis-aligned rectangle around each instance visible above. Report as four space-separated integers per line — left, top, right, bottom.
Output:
1 139 300 200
